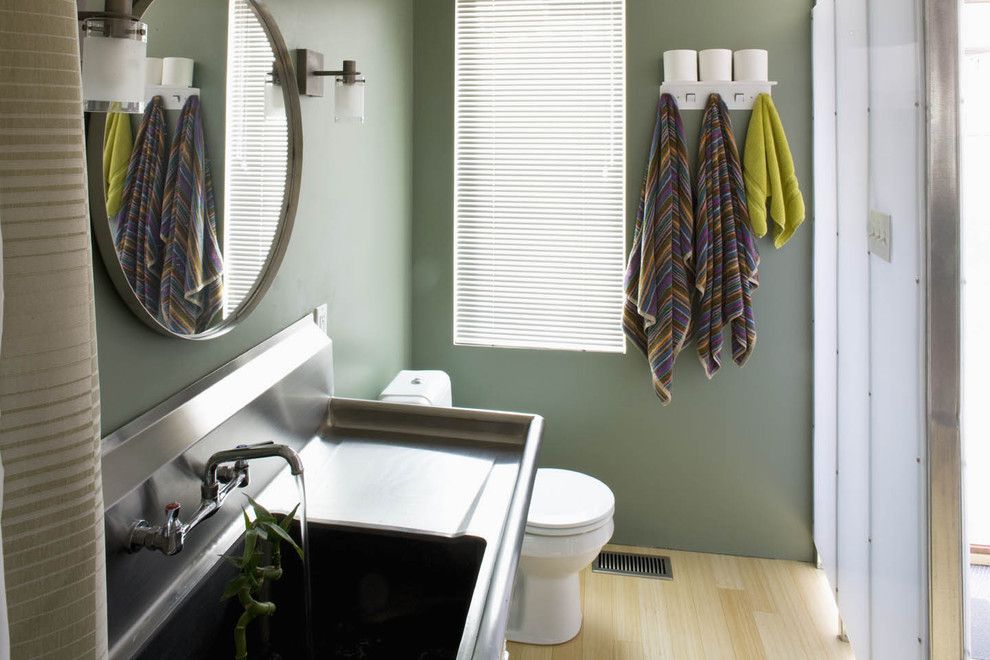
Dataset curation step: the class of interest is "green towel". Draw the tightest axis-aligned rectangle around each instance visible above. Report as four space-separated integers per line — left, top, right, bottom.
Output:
743 93 805 248
103 111 133 219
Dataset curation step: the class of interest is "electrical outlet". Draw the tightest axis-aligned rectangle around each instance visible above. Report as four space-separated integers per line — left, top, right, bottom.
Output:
313 304 328 334
868 210 892 262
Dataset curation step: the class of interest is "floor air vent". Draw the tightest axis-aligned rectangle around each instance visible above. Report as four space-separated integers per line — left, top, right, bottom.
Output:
592 550 672 580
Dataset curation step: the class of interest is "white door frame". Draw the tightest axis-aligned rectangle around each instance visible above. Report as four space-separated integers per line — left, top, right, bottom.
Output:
925 0 965 656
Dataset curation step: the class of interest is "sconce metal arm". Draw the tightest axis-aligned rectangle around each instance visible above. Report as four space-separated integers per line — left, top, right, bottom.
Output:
295 50 362 96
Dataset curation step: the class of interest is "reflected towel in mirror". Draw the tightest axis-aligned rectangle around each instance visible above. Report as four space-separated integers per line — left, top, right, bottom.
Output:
160 95 224 334
103 110 132 219
114 95 167 314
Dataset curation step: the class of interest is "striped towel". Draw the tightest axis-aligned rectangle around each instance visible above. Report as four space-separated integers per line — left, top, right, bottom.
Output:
114 95 167 314
694 94 760 377
160 95 224 334
623 94 694 405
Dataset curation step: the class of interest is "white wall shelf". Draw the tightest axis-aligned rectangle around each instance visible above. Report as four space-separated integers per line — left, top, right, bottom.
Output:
659 81 776 110
146 85 200 111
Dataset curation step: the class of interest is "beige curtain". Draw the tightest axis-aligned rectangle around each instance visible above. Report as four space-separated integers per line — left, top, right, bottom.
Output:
0 1 109 658
0 152 7 660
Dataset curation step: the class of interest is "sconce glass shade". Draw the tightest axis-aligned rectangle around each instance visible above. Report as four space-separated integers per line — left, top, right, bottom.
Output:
264 74 284 121
80 17 148 113
334 78 365 123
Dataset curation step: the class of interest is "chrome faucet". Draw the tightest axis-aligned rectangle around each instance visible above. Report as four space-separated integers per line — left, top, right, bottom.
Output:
128 441 304 555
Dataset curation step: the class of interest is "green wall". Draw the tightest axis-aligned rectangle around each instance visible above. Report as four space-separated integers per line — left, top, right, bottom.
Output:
412 0 814 560
94 0 815 561
95 0 414 433
142 0 228 223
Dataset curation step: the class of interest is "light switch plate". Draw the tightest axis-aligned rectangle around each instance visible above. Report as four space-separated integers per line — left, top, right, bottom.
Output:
868 210 892 262
313 303 328 334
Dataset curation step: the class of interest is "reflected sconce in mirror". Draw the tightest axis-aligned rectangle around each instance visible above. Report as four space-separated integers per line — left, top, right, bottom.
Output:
264 70 285 121
295 49 366 123
79 0 148 113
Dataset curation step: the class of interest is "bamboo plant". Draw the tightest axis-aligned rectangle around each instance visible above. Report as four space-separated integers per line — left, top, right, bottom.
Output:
221 497 302 660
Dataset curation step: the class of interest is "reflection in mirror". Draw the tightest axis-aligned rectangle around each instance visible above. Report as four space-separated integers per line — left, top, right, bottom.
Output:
91 0 296 338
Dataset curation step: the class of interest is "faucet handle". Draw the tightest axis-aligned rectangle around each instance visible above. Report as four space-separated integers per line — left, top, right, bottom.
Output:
163 502 182 533
128 502 184 555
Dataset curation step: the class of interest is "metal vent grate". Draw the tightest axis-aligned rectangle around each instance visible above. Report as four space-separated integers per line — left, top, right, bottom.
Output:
592 550 673 580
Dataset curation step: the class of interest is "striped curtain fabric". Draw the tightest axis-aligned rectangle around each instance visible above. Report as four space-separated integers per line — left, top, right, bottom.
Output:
0 1 109 658
0 153 7 660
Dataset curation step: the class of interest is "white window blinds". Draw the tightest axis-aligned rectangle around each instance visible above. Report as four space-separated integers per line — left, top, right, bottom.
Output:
454 0 626 352
222 0 288 317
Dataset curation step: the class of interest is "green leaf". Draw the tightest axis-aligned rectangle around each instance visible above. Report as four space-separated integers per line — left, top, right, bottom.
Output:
278 504 300 532
220 575 248 601
262 520 303 558
246 496 274 523
221 554 244 570
242 507 252 531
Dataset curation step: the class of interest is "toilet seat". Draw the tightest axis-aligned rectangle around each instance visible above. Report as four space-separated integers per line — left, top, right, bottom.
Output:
525 468 615 537
521 518 615 558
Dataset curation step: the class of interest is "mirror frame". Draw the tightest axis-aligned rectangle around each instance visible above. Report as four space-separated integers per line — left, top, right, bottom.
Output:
86 0 303 341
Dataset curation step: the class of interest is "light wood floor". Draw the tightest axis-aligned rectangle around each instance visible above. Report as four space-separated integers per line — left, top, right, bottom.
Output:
506 544 854 660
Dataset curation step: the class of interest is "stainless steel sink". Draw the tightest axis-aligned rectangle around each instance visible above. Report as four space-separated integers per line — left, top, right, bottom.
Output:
134 522 486 659
102 318 542 660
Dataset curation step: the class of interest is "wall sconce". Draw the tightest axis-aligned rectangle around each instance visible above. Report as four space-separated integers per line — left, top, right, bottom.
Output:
79 0 148 113
295 49 366 123
264 70 285 121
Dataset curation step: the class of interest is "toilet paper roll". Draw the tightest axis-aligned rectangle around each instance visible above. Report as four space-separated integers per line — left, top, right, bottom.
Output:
161 57 194 87
662 50 698 83
699 49 733 82
145 57 163 86
733 49 769 82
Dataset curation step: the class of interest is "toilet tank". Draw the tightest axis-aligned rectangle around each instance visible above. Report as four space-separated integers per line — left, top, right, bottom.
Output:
378 370 452 407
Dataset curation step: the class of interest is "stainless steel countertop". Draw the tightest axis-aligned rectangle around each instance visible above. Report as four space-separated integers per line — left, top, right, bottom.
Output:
103 317 542 660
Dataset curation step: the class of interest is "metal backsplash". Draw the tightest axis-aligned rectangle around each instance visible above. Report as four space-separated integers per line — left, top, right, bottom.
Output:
101 317 333 659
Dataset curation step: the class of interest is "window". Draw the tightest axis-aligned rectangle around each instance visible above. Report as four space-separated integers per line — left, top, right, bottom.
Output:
454 0 626 352
223 0 288 317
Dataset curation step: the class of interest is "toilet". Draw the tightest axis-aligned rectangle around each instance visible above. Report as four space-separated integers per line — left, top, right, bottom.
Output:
378 369 452 406
507 468 615 645
378 371 615 646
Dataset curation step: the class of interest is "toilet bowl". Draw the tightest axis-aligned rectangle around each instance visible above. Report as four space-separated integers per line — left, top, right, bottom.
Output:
506 468 615 645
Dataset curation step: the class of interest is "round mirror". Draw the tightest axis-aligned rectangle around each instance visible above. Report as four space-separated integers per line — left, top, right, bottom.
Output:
86 0 301 339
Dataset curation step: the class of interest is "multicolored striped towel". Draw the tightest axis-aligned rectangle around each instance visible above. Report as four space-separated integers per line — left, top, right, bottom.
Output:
159 95 224 334
114 95 166 315
694 94 760 377
623 94 694 405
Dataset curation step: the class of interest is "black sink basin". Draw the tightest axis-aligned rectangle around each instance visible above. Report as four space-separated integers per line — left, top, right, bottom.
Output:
134 522 487 659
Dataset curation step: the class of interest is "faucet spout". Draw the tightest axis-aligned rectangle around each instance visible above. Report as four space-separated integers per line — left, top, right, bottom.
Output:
201 441 303 499
206 442 304 484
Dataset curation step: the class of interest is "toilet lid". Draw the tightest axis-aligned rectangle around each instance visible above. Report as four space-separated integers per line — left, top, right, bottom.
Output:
525 468 615 535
